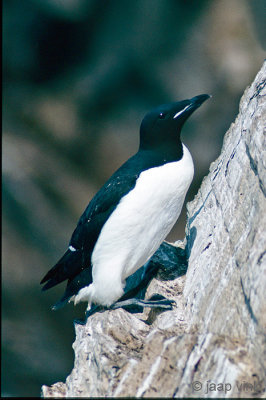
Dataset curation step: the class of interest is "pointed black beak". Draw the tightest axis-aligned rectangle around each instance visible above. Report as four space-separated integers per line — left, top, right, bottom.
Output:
189 94 211 106
173 94 211 120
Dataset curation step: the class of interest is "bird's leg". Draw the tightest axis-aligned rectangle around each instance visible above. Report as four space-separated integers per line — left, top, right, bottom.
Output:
74 295 175 325
110 295 175 311
74 304 106 325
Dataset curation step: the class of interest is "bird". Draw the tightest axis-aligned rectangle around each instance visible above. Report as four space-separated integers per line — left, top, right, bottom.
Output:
41 94 210 323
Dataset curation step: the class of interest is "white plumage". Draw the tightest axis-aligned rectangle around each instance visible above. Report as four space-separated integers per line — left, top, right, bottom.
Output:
74 144 194 308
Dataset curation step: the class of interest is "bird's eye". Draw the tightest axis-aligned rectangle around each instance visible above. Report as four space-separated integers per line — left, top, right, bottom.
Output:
159 112 166 119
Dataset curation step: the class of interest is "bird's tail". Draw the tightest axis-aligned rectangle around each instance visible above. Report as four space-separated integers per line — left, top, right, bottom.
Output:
51 267 93 310
40 249 84 291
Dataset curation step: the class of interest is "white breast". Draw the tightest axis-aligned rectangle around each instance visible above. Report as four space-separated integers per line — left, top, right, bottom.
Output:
75 144 194 307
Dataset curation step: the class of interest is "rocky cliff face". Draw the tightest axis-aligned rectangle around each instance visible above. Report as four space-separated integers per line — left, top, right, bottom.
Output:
41 62 265 398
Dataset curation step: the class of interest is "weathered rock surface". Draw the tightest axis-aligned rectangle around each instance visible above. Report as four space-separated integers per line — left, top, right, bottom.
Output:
41 62 266 398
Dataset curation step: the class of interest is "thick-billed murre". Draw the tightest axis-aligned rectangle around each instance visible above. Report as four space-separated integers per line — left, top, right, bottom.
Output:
41 94 210 322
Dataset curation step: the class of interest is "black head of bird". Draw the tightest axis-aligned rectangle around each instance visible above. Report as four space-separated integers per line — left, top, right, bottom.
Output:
139 94 210 152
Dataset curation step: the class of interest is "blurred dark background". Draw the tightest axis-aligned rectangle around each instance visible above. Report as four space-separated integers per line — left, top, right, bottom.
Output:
2 0 265 396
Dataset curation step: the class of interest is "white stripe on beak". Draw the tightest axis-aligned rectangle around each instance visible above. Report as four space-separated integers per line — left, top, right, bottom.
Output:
173 104 190 119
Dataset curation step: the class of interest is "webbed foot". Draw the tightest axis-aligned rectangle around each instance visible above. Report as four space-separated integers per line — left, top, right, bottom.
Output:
110 294 175 311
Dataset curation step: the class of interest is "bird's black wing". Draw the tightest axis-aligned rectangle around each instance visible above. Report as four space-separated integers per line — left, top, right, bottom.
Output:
40 161 141 292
